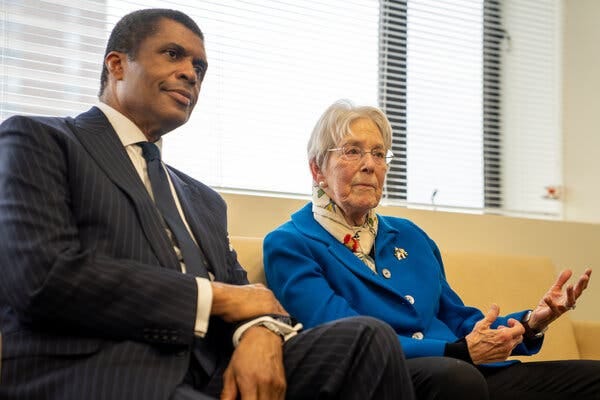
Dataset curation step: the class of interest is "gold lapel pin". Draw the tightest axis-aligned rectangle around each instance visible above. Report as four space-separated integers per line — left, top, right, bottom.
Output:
394 247 408 260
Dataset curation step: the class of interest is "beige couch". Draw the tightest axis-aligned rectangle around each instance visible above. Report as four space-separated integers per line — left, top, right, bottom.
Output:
0 239 595 379
230 236 600 362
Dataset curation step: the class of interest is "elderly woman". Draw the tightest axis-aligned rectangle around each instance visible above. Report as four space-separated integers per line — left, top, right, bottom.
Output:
263 100 600 400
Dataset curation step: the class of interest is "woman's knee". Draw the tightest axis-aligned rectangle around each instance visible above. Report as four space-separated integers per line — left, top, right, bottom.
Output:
408 357 489 400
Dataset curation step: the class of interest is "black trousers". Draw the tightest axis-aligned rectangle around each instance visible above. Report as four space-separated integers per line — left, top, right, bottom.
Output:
407 356 600 400
173 316 416 400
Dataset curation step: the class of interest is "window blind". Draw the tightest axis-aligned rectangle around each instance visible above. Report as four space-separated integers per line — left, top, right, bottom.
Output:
380 0 487 210
0 1 106 118
1 0 563 219
379 0 562 218
157 0 380 196
1 0 379 197
499 0 562 217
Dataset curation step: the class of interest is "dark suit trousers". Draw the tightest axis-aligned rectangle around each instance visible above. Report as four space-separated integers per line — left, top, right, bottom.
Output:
405 356 600 400
173 316 415 399
283 316 415 400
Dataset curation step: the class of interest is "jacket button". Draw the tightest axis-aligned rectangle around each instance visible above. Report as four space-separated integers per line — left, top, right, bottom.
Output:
412 332 424 340
405 295 415 304
382 268 392 278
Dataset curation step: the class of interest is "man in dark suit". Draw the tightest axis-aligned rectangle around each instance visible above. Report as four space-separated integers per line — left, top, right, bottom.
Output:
0 8 415 400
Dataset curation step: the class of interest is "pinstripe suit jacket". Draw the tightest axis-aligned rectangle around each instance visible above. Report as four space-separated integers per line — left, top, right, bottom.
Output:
0 107 248 399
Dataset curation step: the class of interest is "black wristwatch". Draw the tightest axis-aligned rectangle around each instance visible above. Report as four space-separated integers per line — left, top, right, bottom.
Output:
521 310 547 339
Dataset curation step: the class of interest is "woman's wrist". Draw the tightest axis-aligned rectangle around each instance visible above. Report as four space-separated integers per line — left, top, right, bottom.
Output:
521 310 548 338
444 337 473 363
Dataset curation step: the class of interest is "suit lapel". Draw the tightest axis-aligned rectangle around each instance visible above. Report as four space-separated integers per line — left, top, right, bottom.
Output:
292 203 413 300
71 107 180 270
292 204 383 285
372 217 401 260
167 171 228 281
327 242 382 283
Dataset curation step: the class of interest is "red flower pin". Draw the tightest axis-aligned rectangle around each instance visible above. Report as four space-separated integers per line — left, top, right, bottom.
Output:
343 234 359 252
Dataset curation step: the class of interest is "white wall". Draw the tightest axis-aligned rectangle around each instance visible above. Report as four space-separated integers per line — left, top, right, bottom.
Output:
563 0 600 222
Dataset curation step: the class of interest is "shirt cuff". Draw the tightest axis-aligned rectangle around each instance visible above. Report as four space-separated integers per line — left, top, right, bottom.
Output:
232 316 303 347
194 277 212 337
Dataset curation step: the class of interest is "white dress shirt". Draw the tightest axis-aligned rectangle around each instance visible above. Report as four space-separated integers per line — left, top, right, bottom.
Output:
96 102 212 337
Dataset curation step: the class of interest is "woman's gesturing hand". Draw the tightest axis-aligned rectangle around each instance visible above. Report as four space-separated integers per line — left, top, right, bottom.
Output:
528 268 592 332
466 304 524 365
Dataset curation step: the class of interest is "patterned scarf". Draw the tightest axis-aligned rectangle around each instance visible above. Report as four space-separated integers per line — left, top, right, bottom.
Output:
312 186 378 273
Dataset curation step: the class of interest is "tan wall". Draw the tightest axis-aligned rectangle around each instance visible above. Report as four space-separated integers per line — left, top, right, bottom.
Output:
222 192 600 322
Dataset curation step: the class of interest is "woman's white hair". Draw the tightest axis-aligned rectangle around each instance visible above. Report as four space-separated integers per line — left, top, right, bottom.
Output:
307 99 392 170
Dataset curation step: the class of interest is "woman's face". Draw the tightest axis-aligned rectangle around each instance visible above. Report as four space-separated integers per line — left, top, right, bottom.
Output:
312 117 388 225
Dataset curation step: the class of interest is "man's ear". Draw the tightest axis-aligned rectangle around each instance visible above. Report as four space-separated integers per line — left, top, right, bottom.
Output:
105 51 127 81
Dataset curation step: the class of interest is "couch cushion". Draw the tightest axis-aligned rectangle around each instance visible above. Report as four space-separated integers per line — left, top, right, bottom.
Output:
229 236 265 285
442 251 580 361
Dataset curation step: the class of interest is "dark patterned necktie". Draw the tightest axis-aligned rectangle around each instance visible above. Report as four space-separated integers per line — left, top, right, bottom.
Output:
138 142 209 278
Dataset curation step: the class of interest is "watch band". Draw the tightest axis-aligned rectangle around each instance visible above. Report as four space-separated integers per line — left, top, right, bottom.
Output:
521 310 547 339
232 315 303 346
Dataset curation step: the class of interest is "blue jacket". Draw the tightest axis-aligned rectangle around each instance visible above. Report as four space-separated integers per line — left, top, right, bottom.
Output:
264 203 541 364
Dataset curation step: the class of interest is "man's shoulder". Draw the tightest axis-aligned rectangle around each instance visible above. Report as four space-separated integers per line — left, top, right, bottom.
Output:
0 114 79 151
1 113 71 131
0 108 104 138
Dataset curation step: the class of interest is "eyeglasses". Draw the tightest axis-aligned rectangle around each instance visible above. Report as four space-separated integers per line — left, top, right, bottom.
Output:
327 145 394 165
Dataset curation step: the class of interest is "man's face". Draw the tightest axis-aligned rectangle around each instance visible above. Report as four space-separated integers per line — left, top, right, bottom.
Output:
112 18 207 140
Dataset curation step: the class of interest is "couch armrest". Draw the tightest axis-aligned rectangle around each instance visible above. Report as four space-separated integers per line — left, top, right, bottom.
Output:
573 320 600 359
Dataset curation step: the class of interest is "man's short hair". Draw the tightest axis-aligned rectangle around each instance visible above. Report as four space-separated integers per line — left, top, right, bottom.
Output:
98 8 203 96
